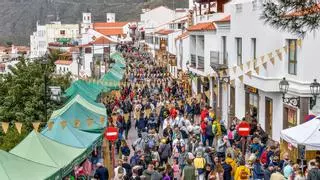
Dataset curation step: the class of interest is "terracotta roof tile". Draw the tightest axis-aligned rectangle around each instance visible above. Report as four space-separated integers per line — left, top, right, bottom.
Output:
96 29 124 36
55 60 72 65
175 32 189 41
93 22 128 28
215 15 231 23
155 29 175 35
91 36 116 45
187 22 216 31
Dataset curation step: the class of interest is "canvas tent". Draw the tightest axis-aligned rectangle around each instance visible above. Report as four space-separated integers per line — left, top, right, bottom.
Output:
0 150 60 180
10 131 87 177
50 95 107 131
280 117 320 150
42 117 101 148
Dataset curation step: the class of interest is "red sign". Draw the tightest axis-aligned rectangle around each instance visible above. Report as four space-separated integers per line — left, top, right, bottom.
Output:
237 121 250 136
104 127 118 141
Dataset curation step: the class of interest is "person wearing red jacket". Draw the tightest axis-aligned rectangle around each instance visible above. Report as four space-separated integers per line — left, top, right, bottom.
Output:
200 106 209 122
170 106 178 119
200 119 207 145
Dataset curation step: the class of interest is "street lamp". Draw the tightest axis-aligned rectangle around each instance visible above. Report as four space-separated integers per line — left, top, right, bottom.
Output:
279 77 300 108
310 79 320 109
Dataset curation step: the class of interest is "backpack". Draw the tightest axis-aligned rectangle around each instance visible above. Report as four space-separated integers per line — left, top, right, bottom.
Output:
148 139 156 149
180 129 188 139
239 168 249 179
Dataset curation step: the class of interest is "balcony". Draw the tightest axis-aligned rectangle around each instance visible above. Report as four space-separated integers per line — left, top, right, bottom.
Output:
210 51 228 70
198 56 204 70
190 54 196 67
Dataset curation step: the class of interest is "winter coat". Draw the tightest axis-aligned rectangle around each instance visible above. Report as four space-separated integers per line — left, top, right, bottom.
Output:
253 162 264 179
307 168 320 180
158 143 171 159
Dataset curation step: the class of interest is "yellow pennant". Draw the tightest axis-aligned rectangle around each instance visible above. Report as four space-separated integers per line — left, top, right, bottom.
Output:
14 122 22 134
283 45 288 53
270 57 275 65
100 116 105 125
74 119 81 128
262 62 268 69
233 66 237 74
1 122 9 134
268 52 273 59
205 91 210 98
246 71 252 79
87 118 94 127
60 120 67 129
238 75 244 83
48 121 54 130
276 49 283 61
255 67 260 75
230 79 235 86
239 64 244 71
246 61 251 69
32 122 41 132
297 39 302 48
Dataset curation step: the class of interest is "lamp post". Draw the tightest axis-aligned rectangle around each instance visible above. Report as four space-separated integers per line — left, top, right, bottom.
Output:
279 77 300 108
309 79 320 109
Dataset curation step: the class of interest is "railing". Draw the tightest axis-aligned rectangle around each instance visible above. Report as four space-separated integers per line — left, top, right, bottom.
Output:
198 56 204 70
190 54 196 67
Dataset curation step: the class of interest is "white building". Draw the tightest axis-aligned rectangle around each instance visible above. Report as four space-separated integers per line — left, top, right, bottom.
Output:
30 21 80 58
0 45 30 74
173 0 320 140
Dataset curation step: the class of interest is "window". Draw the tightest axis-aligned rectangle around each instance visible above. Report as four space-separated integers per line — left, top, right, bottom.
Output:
236 4 242 13
178 23 182 29
60 30 66 35
288 39 297 75
251 38 256 60
85 47 92 54
236 38 242 65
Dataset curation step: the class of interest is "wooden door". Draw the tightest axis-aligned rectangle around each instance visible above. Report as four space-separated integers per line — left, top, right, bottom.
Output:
265 97 273 137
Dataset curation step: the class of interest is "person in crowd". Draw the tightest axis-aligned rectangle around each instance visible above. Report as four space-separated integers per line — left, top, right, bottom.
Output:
94 162 109 180
221 158 232 180
307 161 320 180
234 160 251 180
182 159 196 180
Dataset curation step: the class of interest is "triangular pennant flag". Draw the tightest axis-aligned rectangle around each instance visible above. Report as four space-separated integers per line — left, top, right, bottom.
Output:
262 62 267 69
297 39 302 48
87 118 94 127
233 66 237 74
74 119 81 128
254 66 260 75
205 91 210 98
60 120 67 129
219 71 224 77
100 116 105 125
246 61 251 69
246 71 252 79
230 79 235 86
270 57 275 65
283 45 288 53
268 52 273 59
15 122 22 134
239 64 244 71
48 121 54 130
238 75 243 83
1 122 9 134
276 49 283 61
32 122 41 132
261 56 265 63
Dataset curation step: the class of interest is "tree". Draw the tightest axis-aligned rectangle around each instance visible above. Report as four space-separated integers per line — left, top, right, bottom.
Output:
0 54 71 150
261 0 320 37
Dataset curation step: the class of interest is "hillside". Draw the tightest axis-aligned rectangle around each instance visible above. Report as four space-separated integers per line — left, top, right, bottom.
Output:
0 0 188 45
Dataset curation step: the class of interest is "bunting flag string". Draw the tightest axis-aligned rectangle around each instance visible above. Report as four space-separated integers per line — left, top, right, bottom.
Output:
32 122 41 132
232 66 237 74
262 62 268 70
239 64 244 71
238 75 244 83
48 121 54 130
283 45 288 53
297 39 302 48
254 66 260 75
276 49 283 61
14 122 22 134
1 122 9 134
270 57 275 65
246 61 251 69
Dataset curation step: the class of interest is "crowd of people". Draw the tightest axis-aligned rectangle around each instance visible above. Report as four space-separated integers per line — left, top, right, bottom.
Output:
94 43 320 180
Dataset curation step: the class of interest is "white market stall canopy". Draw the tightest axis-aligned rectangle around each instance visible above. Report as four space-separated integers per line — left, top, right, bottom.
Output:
280 117 320 150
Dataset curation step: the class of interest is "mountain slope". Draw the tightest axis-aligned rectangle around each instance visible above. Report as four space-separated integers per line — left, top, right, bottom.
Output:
0 0 188 45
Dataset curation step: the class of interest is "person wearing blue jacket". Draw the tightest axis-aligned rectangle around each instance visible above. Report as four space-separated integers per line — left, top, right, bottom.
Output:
135 114 147 133
253 158 264 180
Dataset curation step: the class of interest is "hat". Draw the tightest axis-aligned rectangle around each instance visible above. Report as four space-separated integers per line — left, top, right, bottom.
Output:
97 162 103 167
